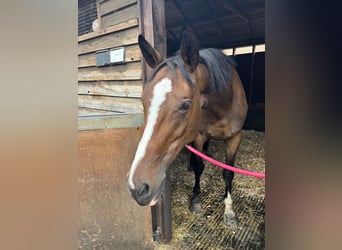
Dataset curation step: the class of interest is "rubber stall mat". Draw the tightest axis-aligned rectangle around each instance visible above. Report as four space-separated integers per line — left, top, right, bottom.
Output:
156 131 265 250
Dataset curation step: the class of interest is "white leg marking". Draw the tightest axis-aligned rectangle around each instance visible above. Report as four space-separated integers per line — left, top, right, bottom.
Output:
128 78 172 189
224 192 235 217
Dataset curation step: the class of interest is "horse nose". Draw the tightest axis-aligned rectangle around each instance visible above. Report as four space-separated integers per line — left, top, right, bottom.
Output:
137 183 150 196
130 183 151 206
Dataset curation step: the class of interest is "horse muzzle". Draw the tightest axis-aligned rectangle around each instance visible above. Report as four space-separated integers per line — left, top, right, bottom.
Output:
129 179 165 206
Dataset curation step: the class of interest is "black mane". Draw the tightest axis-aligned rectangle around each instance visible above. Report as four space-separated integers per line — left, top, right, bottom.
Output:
147 48 236 94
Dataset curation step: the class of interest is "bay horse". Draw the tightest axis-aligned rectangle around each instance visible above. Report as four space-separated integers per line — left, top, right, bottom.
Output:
128 31 247 227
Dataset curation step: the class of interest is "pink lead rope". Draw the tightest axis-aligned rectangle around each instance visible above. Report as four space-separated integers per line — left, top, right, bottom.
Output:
185 145 266 179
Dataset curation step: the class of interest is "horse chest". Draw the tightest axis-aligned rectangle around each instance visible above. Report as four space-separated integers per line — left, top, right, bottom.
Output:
207 127 229 140
202 123 236 140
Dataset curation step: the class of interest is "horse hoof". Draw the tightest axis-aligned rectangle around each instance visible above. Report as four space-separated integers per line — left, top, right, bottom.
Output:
189 202 202 213
224 213 237 228
189 196 201 213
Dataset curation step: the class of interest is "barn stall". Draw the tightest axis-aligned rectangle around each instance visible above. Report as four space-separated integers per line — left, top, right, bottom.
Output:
78 0 264 249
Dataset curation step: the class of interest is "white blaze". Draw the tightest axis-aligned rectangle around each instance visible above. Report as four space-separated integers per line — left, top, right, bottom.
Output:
128 78 172 189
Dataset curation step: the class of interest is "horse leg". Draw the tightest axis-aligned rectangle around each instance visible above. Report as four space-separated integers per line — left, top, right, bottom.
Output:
188 140 210 171
189 137 207 213
223 131 243 228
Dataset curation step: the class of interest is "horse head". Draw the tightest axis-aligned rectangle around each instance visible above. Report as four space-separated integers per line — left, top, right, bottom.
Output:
128 32 206 206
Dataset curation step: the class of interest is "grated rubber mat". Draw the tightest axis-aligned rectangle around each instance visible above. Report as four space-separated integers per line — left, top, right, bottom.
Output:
171 183 265 249
161 132 265 250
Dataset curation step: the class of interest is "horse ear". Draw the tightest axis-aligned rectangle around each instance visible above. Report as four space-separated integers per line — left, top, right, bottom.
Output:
180 31 199 72
138 35 163 68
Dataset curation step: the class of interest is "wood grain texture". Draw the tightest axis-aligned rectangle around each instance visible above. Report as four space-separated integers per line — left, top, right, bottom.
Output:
78 107 120 116
139 0 166 81
78 95 143 113
78 18 138 43
78 2 142 117
101 4 138 29
100 0 137 16
78 80 142 98
78 112 144 130
78 62 142 81
78 26 139 55
78 127 153 249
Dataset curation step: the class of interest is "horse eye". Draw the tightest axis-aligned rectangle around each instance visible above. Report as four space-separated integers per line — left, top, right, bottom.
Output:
179 100 192 112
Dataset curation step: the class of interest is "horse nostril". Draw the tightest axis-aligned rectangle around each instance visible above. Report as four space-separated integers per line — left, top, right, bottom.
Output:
138 183 150 197
130 183 152 205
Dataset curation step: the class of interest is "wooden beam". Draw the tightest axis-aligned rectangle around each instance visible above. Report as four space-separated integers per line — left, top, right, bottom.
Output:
167 30 178 41
96 0 102 32
213 0 254 39
166 11 239 29
208 37 265 50
138 0 167 81
202 0 224 41
248 45 256 108
138 0 172 243
170 0 204 46
214 0 249 23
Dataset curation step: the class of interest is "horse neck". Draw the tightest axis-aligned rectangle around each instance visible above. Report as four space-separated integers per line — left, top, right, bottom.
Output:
195 63 235 117
194 63 210 93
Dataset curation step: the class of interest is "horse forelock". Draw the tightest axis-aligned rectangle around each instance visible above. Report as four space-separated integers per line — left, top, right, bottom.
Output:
146 54 195 89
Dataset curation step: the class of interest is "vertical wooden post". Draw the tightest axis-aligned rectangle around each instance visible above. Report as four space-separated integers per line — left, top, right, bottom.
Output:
248 45 256 108
138 0 172 243
138 0 166 81
95 0 102 32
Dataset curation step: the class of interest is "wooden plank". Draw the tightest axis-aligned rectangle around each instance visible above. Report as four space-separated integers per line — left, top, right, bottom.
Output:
78 61 142 81
78 19 138 44
78 81 143 98
152 0 166 56
78 107 120 116
101 4 138 29
100 0 137 16
78 44 141 67
139 0 166 81
78 95 143 113
78 128 153 249
78 112 144 130
79 27 139 55
95 0 102 31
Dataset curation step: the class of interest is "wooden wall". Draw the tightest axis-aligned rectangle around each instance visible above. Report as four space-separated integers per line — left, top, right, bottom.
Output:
78 0 143 116
78 126 153 249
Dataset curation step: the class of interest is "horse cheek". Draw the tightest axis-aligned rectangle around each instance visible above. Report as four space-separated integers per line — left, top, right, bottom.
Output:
187 106 201 141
